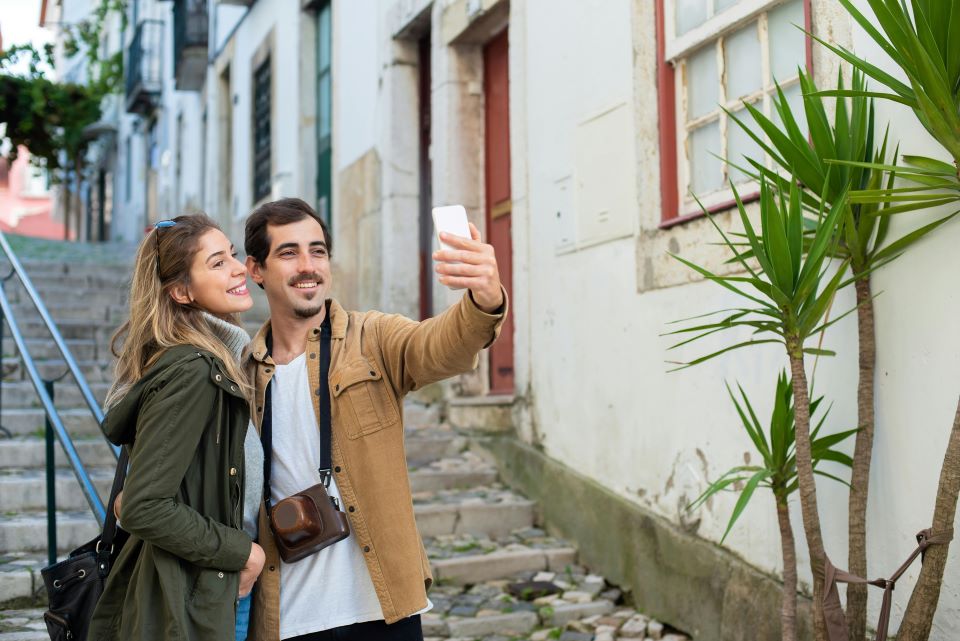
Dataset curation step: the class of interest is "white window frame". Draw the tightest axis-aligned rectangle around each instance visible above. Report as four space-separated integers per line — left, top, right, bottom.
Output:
664 0 807 217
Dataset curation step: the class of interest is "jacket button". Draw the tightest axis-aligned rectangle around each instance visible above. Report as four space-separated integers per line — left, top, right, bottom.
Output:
269 565 275 571
363 546 370 553
215 374 222 382
229 467 237 476
334 466 341 473
218 572 224 578
369 370 375 376
315 388 322 396
231 385 237 391
348 506 355 513
335 384 340 391
265 368 273 374
257 406 263 413
309 353 316 359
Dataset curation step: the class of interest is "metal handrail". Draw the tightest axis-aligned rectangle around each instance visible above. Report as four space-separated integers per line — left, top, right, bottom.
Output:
0 284 106 523
0 232 111 446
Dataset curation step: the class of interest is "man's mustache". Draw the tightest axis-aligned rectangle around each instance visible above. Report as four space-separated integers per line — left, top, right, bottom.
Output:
288 274 324 286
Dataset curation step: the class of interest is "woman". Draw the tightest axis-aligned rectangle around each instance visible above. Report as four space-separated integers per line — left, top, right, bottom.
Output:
88 214 265 641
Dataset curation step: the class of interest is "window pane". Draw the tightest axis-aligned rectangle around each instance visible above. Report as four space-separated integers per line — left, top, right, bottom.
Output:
769 0 805 82
318 4 331 71
715 0 742 12
771 82 808 138
728 103 764 184
318 72 331 140
687 44 718 121
689 121 723 195
676 0 709 36
724 22 762 102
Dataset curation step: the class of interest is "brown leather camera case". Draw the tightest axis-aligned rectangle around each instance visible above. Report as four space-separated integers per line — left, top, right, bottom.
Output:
269 483 350 563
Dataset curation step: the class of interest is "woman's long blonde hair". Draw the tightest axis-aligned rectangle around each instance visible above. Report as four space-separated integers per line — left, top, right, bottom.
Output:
106 214 251 407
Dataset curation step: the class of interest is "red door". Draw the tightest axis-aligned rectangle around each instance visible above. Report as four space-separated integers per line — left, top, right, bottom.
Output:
483 29 514 394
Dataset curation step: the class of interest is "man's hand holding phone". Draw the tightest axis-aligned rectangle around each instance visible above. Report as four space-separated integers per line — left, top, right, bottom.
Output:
433 214 504 314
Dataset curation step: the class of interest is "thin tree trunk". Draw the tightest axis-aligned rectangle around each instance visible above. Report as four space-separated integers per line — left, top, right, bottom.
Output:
788 344 829 641
896 396 960 640
74 156 82 242
62 172 71 242
777 498 798 641
847 275 875 641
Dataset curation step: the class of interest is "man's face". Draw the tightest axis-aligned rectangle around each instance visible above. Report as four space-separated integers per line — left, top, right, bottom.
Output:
247 217 332 320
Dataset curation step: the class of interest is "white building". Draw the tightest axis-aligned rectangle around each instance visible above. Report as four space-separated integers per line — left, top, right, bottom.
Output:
116 0 960 638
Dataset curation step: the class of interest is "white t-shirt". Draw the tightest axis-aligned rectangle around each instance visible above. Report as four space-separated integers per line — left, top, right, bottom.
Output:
270 353 384 639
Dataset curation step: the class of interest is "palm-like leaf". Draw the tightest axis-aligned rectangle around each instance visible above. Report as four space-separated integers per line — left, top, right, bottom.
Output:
665 177 849 367
728 69 957 273
811 0 960 217
688 372 855 543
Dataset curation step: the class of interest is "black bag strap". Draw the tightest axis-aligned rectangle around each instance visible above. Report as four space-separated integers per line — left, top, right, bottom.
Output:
98 444 129 556
262 306 333 511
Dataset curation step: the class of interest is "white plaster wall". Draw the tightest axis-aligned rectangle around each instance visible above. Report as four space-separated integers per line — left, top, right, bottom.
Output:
223 0 304 219
515 0 960 636
334 0 380 172
111 114 148 241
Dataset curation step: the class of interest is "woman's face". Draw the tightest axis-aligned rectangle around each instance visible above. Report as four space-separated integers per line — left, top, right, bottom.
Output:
182 228 253 316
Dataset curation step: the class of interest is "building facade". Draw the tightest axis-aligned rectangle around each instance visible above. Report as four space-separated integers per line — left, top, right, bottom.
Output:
113 0 960 637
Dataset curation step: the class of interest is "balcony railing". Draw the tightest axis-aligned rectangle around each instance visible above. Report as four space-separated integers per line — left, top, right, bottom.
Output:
173 0 208 91
125 20 163 115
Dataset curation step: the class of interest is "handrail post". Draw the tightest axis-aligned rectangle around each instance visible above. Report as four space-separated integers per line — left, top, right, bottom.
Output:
44 378 57 567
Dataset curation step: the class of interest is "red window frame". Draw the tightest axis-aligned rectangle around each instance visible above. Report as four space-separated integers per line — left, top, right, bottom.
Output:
655 0 814 228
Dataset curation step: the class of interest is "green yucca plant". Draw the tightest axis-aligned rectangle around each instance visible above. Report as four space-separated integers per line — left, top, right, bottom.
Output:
726 67 957 640
689 372 856 641
667 176 854 640
805 2 960 638
812 0 960 215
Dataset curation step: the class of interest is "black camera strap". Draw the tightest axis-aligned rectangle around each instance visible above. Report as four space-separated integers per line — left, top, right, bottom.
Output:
261 305 333 512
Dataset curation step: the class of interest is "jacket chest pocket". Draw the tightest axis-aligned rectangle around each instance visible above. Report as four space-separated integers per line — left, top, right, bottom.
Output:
332 360 400 439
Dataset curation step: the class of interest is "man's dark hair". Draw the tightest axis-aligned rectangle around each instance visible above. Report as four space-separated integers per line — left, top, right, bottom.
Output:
244 198 332 266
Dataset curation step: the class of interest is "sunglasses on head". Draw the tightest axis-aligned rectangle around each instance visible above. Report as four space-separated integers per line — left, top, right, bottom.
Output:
154 220 177 280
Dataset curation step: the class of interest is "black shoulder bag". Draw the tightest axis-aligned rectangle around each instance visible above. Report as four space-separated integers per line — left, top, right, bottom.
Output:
41 446 130 641
263 311 350 563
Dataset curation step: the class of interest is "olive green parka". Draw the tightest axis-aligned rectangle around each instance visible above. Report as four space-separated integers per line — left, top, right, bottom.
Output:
88 345 251 641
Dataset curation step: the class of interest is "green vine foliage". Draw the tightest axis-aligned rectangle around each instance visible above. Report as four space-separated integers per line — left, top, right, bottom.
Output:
0 0 126 182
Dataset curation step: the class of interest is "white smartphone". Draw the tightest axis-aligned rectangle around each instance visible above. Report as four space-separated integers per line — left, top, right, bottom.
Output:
432 205 471 252
432 205 471 290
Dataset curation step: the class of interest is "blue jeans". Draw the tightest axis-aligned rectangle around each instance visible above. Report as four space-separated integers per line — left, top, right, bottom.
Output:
236 594 252 641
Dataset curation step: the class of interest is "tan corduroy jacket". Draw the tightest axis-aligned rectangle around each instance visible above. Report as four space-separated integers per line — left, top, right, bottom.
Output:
245 292 506 640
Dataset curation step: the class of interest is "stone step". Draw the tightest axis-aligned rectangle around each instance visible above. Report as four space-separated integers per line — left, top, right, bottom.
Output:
4 302 126 324
413 486 536 538
0 437 115 470
20 268 132 289
0 408 102 438
409 452 499 492
0 554 45 608
404 428 466 465
11 319 118 342
4 339 100 363
425 528 577 585
6 285 128 308
0 359 112 384
0 468 115 512
0 512 99 554
403 401 442 429
0 381 109 410
422 565 661 641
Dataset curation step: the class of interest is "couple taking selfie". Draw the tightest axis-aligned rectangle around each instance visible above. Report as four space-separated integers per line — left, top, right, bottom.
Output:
85 198 508 641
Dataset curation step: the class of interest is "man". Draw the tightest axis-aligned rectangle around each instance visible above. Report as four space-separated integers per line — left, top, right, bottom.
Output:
243 198 507 641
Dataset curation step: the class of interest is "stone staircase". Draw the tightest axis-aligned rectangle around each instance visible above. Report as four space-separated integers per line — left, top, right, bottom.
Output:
0 250 691 641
